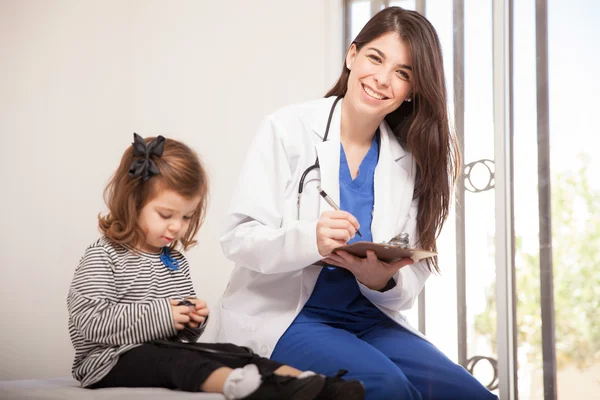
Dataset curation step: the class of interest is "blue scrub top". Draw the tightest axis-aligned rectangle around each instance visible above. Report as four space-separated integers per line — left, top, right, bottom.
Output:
296 133 389 327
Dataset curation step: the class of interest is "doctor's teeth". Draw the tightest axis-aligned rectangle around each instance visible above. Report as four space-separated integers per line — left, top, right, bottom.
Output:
364 86 384 100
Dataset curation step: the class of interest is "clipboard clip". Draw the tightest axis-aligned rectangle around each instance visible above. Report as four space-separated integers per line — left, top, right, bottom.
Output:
386 232 411 249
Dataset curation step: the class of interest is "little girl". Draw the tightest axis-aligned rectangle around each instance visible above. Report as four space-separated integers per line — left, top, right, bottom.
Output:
67 133 365 400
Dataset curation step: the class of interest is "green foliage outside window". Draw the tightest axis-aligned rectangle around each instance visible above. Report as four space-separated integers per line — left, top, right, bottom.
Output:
474 154 600 370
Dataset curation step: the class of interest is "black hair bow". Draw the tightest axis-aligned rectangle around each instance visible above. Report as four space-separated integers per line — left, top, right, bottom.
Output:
128 133 165 182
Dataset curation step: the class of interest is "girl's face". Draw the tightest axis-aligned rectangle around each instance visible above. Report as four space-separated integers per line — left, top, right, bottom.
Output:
345 32 414 120
137 188 201 253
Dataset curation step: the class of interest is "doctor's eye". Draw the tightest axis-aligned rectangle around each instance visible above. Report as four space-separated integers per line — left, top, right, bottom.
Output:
396 70 410 80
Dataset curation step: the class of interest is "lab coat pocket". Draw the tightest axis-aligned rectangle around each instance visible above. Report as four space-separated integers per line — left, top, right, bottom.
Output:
408 202 418 218
218 305 264 348
398 203 419 237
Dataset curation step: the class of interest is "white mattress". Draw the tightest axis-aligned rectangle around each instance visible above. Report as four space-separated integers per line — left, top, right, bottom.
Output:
0 377 226 400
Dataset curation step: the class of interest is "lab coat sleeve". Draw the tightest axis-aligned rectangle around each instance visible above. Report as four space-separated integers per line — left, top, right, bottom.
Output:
357 197 432 311
221 115 323 274
357 261 431 311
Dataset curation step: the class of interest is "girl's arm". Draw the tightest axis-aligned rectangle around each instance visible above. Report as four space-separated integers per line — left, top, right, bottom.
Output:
175 266 207 343
178 319 207 342
67 245 177 345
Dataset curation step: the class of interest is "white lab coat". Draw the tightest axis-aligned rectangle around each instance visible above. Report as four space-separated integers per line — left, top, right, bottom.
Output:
217 96 431 358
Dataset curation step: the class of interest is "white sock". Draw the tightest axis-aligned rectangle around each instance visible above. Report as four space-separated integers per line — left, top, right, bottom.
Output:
223 364 262 400
297 371 317 379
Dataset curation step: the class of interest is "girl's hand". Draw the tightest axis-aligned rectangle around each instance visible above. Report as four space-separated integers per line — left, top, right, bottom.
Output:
184 297 210 329
316 210 360 256
169 299 191 330
323 250 414 291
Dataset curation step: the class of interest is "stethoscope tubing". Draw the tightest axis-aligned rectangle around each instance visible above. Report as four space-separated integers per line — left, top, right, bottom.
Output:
296 96 343 216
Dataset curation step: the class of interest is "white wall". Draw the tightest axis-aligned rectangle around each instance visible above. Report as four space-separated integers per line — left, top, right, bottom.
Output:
0 0 343 380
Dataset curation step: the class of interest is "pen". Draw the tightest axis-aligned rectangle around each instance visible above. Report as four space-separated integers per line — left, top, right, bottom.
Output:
317 185 363 238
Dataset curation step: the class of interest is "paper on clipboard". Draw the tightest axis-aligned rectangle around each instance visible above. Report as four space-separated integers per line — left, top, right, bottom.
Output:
314 241 437 266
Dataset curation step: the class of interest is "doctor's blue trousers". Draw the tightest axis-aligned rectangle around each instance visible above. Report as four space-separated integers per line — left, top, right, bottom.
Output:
271 315 498 400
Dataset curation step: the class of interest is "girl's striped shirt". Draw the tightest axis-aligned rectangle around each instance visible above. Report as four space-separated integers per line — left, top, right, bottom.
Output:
67 237 205 387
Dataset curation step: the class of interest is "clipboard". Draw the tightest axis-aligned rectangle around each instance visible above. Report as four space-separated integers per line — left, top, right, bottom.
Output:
314 241 437 266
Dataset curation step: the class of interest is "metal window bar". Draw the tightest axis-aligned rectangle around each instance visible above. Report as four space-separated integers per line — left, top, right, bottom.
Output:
415 0 427 336
415 0 426 16
453 0 467 369
535 0 557 398
371 0 385 16
492 0 518 398
413 0 427 339
343 0 351 54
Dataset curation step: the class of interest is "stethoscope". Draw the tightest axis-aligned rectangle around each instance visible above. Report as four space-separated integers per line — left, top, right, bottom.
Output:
296 96 380 218
296 96 342 218
153 339 255 359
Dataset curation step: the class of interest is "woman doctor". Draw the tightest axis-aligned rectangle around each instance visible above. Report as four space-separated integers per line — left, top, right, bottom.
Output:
218 7 497 400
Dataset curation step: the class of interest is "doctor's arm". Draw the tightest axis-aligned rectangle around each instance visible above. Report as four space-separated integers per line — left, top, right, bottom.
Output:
220 116 322 275
357 200 432 312
357 260 431 311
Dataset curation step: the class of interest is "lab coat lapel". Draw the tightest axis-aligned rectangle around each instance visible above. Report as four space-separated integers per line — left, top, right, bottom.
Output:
312 97 342 214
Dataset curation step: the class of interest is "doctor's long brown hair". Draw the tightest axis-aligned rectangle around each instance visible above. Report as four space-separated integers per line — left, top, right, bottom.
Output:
327 7 461 273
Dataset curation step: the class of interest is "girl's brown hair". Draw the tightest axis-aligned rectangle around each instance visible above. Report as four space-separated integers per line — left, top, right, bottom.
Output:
99 136 209 251
327 7 461 272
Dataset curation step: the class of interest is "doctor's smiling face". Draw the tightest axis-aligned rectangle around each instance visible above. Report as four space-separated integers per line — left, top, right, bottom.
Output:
345 32 413 120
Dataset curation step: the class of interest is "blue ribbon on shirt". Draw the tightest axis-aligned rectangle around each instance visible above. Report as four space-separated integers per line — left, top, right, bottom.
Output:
160 247 180 270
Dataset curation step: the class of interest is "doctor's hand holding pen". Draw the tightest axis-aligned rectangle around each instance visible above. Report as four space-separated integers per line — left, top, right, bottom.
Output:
316 209 414 290
316 186 414 290
316 210 360 256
